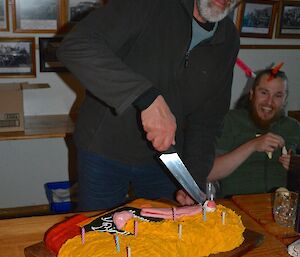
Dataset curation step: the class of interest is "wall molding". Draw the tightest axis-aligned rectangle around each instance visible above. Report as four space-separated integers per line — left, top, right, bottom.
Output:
241 45 300 49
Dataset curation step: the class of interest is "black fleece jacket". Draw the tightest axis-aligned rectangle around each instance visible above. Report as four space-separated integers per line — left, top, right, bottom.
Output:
57 0 240 189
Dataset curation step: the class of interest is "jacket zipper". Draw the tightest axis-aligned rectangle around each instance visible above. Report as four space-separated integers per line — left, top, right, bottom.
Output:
184 51 190 68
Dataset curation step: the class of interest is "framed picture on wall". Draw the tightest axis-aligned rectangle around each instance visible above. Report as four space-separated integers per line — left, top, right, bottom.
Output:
12 0 63 33
39 37 68 72
0 0 9 31
0 38 36 78
236 0 277 38
61 0 104 28
276 0 300 38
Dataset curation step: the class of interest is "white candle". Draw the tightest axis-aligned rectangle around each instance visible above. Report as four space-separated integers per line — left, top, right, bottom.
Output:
178 224 182 240
134 220 138 236
222 211 226 225
127 245 131 257
81 227 85 244
115 234 120 253
203 207 207 222
172 207 176 221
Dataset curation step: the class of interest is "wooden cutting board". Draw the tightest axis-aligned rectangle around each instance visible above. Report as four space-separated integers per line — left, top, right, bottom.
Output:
24 229 263 257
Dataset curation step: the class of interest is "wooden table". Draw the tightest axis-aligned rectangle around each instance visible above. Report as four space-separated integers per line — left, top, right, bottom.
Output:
0 196 292 257
219 199 290 257
0 211 99 257
232 193 300 245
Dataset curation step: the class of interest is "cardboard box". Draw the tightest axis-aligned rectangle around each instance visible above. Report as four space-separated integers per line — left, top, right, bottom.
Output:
0 82 49 133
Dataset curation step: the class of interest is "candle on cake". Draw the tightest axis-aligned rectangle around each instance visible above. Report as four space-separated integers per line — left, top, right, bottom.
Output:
114 234 120 253
134 220 138 236
172 207 176 221
203 207 207 222
222 211 226 225
81 227 85 244
178 223 182 240
127 245 131 257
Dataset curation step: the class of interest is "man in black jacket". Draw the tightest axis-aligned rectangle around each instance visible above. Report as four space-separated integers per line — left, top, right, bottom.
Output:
57 0 240 210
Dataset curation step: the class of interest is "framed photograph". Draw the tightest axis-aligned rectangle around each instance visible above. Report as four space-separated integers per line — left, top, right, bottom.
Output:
62 0 103 30
0 0 9 31
12 0 63 33
276 0 300 38
39 37 68 72
0 38 36 78
236 0 277 38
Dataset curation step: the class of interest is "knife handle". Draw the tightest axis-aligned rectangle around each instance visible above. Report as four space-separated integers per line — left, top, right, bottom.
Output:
162 145 176 154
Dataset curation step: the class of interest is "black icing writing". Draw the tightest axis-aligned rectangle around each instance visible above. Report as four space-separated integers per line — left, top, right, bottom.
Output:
94 216 114 231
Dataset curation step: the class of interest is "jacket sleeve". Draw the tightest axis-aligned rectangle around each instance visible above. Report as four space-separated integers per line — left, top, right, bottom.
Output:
56 0 156 114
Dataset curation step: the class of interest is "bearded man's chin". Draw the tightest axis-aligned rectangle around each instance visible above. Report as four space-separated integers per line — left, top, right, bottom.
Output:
251 111 274 130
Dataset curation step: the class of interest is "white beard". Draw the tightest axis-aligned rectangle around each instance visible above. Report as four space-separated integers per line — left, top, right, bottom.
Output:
197 0 236 22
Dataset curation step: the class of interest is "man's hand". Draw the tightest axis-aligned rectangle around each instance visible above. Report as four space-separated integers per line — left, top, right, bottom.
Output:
141 95 176 152
176 189 195 206
253 133 285 155
279 149 292 170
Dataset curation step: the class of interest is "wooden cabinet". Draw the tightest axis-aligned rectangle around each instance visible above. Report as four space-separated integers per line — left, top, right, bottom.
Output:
288 111 300 122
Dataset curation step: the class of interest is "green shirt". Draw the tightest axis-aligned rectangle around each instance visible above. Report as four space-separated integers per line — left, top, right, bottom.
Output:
217 108 300 197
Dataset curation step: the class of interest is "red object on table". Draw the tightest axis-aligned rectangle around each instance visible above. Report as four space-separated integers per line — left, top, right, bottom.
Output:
44 214 89 255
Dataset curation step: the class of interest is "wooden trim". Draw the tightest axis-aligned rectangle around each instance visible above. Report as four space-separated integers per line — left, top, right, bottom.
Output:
0 204 51 219
12 0 62 33
241 45 300 49
0 0 9 31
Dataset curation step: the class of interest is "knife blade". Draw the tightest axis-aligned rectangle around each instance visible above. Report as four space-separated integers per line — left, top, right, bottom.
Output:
159 146 206 204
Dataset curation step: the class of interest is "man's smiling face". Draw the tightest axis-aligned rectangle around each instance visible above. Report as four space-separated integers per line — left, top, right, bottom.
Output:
250 74 287 129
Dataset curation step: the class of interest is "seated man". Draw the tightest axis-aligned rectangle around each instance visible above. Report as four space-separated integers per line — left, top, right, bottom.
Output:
207 68 300 197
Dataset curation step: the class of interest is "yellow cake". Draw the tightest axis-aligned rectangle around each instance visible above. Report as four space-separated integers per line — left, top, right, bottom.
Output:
57 199 245 257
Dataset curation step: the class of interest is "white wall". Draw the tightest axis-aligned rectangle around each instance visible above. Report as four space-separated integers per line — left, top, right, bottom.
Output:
0 67 82 208
233 48 300 111
0 139 69 207
1 10 300 208
0 4 86 207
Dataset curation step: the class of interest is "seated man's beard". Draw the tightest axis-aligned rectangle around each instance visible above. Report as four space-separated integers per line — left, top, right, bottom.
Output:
250 107 279 130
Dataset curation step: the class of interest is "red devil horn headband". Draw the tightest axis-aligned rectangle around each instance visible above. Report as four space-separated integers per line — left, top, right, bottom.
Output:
235 58 256 78
267 62 284 81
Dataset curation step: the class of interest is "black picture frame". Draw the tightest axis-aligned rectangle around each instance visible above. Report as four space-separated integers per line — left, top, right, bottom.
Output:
39 37 68 72
276 0 300 39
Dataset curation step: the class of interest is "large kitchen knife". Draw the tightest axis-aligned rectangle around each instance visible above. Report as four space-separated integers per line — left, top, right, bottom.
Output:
159 146 207 204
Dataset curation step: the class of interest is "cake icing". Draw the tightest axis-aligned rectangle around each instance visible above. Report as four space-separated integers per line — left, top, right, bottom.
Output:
56 199 245 257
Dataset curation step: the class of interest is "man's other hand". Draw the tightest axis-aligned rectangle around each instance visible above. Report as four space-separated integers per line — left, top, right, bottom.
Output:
176 189 195 206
